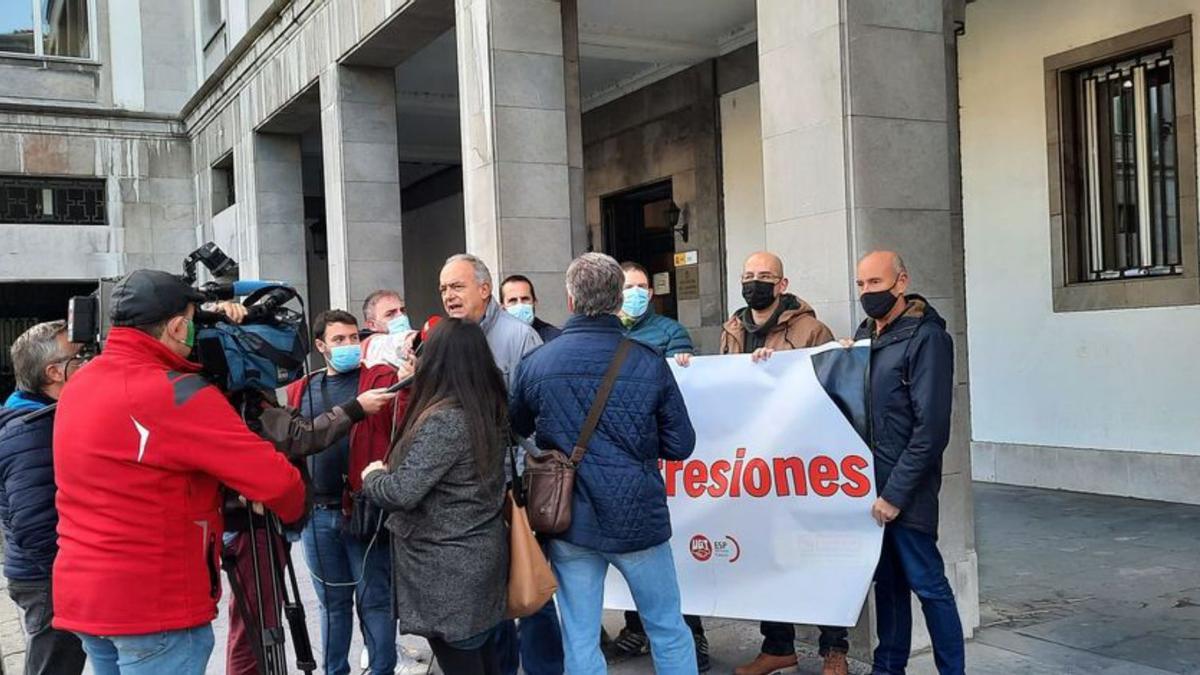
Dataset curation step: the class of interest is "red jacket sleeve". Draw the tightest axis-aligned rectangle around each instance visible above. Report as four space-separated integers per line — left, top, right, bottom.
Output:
147 382 306 522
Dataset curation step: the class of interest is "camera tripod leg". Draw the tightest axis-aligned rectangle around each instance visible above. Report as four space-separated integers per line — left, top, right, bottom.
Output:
222 547 268 673
246 515 288 675
271 514 317 674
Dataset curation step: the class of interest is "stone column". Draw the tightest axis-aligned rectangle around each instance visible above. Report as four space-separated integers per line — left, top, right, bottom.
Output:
253 132 309 303
756 0 978 655
320 64 405 316
455 0 574 322
561 0 587 258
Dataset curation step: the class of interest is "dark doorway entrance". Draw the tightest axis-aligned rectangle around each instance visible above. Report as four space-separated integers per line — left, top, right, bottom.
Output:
602 180 679 319
0 281 97 400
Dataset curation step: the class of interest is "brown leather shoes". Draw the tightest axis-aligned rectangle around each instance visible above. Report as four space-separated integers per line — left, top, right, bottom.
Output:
822 650 849 675
733 652 799 675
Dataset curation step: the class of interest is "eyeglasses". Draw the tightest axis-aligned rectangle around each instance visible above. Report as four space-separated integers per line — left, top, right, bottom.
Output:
741 273 781 283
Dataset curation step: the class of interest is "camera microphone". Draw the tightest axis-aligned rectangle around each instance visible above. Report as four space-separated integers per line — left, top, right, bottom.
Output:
201 279 287 300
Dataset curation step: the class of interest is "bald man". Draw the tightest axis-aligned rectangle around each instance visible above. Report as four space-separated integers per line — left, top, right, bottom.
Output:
721 251 834 357
852 251 964 675
723 252 846 675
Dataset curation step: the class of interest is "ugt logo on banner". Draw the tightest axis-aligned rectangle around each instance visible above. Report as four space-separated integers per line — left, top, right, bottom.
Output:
604 343 882 627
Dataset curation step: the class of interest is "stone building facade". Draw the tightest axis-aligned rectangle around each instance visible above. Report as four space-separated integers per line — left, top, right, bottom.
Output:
0 0 994 658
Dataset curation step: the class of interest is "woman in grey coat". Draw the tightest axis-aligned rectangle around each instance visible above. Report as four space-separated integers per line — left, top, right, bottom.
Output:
361 318 509 675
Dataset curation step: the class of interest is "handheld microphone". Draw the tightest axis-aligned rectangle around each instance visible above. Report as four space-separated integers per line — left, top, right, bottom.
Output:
412 316 442 353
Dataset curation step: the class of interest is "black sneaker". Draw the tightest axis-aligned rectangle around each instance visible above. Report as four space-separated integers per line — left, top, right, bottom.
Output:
603 628 650 664
694 633 711 672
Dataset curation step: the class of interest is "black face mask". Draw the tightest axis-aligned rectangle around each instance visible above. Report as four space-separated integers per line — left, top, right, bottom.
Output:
860 281 901 319
742 280 778 311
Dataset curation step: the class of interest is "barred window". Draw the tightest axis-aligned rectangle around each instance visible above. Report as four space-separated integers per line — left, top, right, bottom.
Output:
1046 17 1199 311
0 176 106 225
1074 50 1179 280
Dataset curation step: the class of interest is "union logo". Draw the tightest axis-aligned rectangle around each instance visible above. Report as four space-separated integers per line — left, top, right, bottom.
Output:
689 535 713 561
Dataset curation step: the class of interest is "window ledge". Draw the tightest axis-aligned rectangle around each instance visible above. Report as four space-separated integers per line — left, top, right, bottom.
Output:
0 53 100 70
1053 276 1200 312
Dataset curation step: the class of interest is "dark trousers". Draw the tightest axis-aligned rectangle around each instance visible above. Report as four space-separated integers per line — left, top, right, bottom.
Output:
6 577 86 675
873 524 965 675
624 611 705 637
760 621 849 657
430 634 501 675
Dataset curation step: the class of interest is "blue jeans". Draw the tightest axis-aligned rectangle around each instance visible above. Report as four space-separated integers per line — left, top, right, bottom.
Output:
77 624 214 675
300 506 397 675
873 525 965 675
495 598 564 675
549 539 695 675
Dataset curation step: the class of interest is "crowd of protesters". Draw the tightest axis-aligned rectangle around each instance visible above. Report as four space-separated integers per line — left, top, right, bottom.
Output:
0 247 964 675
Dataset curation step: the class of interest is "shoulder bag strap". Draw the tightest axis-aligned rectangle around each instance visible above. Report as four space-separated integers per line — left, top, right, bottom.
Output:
568 339 632 464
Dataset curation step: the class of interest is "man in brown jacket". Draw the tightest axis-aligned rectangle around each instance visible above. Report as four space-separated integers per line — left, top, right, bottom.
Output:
722 251 848 675
721 251 834 357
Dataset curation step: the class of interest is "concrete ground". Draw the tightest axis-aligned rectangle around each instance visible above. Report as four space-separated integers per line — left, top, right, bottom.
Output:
1 482 1197 674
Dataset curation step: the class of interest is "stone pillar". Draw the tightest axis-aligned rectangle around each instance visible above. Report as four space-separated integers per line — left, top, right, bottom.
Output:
320 64 405 316
253 132 309 303
455 0 574 322
561 0 587 258
756 0 979 656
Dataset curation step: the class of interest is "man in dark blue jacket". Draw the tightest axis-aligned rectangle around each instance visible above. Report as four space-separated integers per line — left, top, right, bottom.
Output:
852 251 965 675
510 252 697 674
0 320 87 675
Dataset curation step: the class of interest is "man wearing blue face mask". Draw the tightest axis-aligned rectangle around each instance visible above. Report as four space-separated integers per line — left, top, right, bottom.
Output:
295 309 402 675
362 289 410 336
501 274 562 343
619 262 694 368
610 262 707 670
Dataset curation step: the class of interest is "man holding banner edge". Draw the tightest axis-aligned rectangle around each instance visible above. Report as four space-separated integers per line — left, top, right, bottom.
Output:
853 251 965 675
720 251 850 675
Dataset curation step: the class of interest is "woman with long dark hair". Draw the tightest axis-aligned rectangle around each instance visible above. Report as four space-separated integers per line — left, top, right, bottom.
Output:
360 318 509 674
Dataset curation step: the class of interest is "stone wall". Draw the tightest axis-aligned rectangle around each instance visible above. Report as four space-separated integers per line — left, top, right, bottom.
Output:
0 111 192 281
582 63 726 353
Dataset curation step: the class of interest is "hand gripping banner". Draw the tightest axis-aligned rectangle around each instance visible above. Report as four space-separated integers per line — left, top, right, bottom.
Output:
603 343 882 627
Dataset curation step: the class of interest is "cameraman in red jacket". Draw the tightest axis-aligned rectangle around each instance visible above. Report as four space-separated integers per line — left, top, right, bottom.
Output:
52 270 308 675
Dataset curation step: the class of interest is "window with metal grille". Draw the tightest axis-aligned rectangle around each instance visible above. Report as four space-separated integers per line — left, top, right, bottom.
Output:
0 176 106 225
1074 49 1180 281
1045 16 1199 312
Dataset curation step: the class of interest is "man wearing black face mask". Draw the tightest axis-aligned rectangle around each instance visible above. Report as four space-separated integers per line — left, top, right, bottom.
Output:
721 251 834 358
721 252 847 675
852 251 964 675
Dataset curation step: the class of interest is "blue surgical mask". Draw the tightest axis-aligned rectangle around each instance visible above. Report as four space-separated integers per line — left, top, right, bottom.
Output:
387 314 412 334
328 344 362 373
506 302 535 325
622 287 650 318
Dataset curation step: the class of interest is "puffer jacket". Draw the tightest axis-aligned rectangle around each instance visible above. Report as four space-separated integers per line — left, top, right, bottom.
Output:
625 307 693 356
0 391 59 580
854 295 953 537
509 314 696 553
720 294 834 354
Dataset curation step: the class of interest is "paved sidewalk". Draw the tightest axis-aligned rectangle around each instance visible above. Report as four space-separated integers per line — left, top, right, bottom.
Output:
1 483 1197 673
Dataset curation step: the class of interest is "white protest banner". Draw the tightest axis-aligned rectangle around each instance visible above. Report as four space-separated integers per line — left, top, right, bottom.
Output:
603 343 882 627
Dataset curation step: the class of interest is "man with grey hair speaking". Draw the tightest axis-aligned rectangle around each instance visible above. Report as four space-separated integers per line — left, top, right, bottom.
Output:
0 321 87 675
509 252 697 674
439 253 563 675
